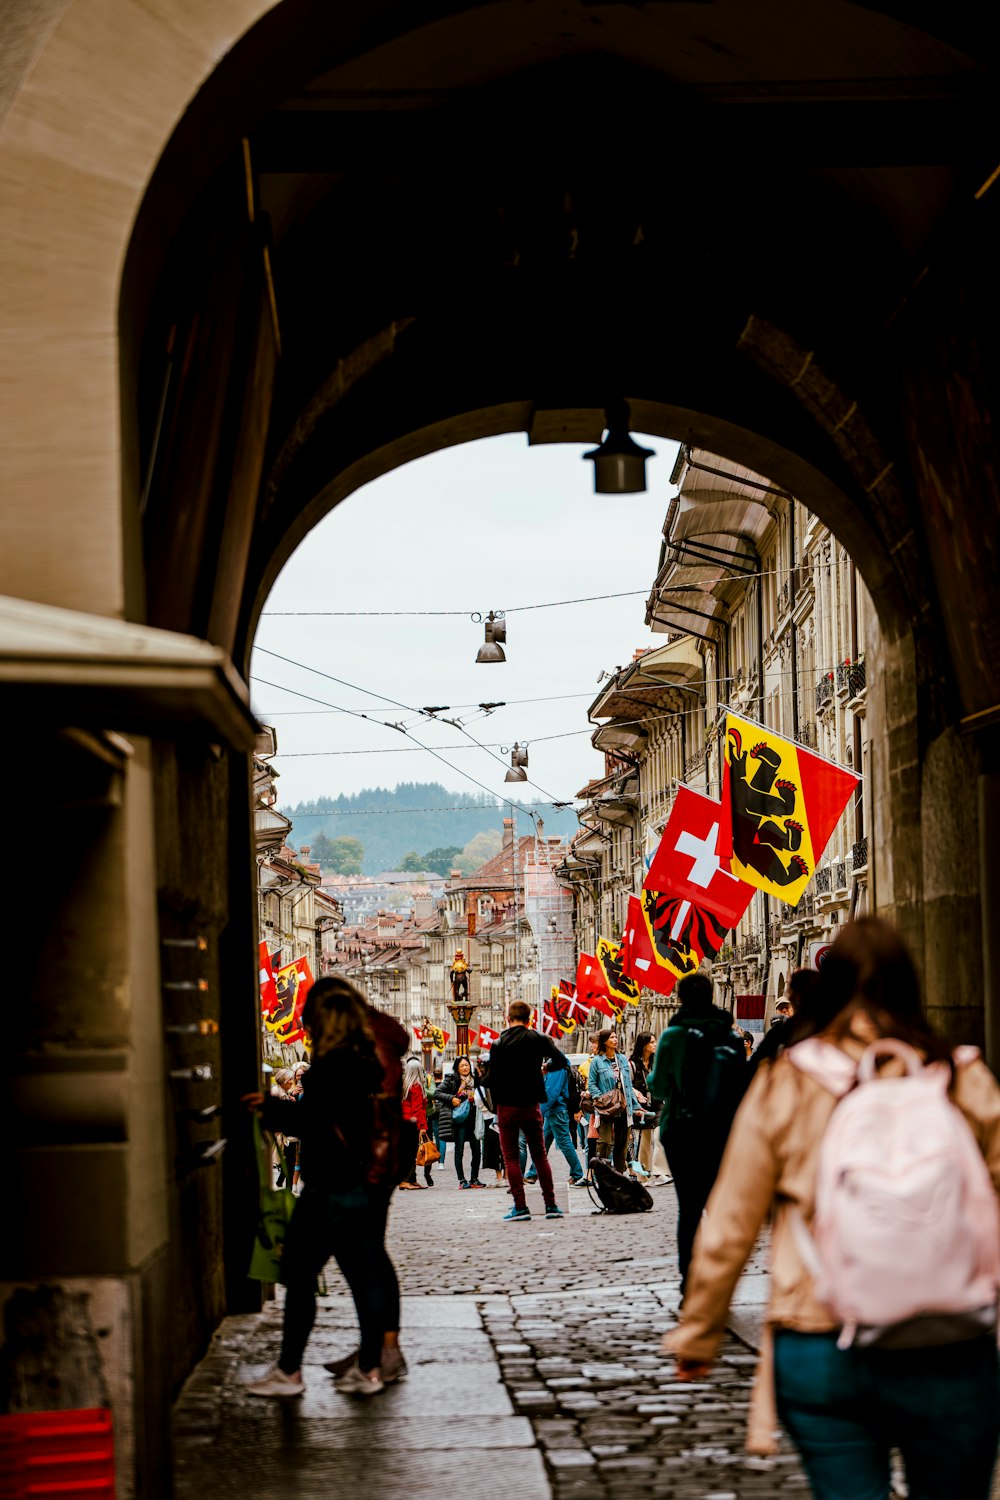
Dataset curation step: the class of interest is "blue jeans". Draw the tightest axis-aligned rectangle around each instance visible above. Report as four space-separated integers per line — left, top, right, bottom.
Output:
774 1330 1000 1500
542 1105 584 1180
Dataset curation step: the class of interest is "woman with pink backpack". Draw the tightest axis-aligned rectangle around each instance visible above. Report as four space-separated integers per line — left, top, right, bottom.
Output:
666 917 1000 1499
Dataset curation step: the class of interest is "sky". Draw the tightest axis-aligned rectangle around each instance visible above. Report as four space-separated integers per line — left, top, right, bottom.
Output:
250 431 680 821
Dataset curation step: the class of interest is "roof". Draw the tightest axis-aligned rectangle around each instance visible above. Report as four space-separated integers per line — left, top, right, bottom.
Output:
444 835 536 892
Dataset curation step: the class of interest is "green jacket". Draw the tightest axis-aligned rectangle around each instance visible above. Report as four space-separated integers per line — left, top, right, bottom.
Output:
647 1003 741 1132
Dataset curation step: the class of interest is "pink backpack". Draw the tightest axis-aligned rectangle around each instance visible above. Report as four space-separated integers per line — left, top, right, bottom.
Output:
789 1037 1000 1349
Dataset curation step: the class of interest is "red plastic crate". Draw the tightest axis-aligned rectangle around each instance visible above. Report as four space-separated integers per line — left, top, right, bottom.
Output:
0 1410 114 1500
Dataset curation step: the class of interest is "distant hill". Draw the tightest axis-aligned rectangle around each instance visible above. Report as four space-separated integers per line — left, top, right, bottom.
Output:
283 781 579 875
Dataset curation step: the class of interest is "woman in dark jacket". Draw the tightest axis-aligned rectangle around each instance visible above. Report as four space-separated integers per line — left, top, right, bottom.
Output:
438 1055 483 1187
242 978 399 1399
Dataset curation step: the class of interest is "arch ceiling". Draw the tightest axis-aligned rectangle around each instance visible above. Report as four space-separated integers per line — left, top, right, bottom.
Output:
4 0 998 725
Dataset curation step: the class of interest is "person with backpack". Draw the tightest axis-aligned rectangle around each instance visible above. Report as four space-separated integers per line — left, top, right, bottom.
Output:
666 918 1000 1499
647 971 748 1295
588 1030 639 1172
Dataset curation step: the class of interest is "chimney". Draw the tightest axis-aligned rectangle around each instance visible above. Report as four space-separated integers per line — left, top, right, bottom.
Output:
503 817 514 849
300 844 311 857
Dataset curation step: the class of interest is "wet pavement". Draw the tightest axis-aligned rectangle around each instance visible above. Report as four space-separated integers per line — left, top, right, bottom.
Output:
173 1173 813 1498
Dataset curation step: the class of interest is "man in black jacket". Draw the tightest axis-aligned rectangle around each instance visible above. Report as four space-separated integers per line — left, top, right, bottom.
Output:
490 999 569 1222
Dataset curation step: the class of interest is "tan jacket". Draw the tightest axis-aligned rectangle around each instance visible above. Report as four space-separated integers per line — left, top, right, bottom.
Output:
665 1040 1000 1451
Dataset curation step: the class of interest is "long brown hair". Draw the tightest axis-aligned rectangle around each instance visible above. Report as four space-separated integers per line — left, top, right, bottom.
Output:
301 976 377 1061
791 917 953 1073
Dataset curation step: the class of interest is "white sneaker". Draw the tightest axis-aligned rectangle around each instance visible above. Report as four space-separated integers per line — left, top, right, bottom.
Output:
334 1363 385 1396
246 1366 304 1398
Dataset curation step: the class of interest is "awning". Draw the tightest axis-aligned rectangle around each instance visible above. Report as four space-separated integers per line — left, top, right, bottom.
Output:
0 594 258 750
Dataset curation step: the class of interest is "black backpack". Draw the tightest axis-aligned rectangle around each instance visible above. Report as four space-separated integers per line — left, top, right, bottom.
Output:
566 1065 584 1115
588 1157 654 1214
672 1024 748 1131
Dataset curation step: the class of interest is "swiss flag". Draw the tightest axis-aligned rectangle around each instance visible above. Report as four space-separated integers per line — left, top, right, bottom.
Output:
478 1024 501 1047
258 941 278 1015
643 785 755 927
575 952 616 1017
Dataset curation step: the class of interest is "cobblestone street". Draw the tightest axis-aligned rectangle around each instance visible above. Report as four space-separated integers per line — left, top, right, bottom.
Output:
174 1174 809 1499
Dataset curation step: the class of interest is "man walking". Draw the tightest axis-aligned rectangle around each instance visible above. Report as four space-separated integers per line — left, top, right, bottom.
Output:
489 1000 569 1222
647 972 747 1295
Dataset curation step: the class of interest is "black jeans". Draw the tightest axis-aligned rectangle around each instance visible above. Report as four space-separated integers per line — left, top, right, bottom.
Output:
597 1112 630 1172
662 1121 722 1294
278 1183 398 1375
453 1119 481 1183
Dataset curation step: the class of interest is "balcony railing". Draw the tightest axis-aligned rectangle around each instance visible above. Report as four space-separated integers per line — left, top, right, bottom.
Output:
836 662 851 693
831 860 847 890
782 890 816 922
796 721 818 748
852 836 869 872
814 867 832 894
816 675 834 711
848 660 867 699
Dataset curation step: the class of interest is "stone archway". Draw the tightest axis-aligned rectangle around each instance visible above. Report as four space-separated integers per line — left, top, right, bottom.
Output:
4 6 1000 1496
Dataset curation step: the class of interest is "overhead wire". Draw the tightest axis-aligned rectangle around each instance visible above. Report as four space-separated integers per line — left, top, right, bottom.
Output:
258 556 848 618
252 675 568 818
253 645 570 805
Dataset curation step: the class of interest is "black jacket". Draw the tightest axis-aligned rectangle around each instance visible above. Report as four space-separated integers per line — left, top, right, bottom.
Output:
488 1026 568 1109
436 1069 478 1141
261 1046 382 1191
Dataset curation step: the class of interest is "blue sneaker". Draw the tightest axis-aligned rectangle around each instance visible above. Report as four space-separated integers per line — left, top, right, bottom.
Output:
504 1206 531 1222
568 1178 589 1188
544 1203 564 1219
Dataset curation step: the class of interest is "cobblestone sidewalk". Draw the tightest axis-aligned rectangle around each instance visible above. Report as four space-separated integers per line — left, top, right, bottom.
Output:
174 1174 812 1498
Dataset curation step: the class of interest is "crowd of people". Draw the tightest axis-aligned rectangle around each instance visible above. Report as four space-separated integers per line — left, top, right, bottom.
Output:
240 918 1000 1500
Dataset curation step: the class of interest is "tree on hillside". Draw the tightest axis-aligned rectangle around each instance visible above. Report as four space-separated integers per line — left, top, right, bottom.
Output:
310 833 364 874
397 851 426 872
456 828 503 875
420 846 464 876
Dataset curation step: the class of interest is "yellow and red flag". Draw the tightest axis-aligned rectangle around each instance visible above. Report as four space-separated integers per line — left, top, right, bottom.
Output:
414 1024 449 1052
548 983 578 1034
596 935 640 1010
622 891 737 998
721 711 860 907
266 956 314 1046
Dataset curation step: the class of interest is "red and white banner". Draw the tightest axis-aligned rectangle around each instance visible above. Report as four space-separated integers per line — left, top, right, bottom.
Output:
644 785 754 927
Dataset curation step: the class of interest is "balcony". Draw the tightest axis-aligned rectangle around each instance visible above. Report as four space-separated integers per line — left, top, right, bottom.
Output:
782 890 816 922
831 860 847 890
852 836 869 873
848 659 867 702
735 930 764 962
836 662 851 695
796 721 817 749
816 675 834 712
814 866 832 895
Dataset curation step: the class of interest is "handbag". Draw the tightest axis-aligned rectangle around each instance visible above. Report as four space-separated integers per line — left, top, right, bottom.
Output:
248 1116 296 1284
452 1097 471 1124
415 1133 441 1167
593 1087 626 1118
593 1059 627 1118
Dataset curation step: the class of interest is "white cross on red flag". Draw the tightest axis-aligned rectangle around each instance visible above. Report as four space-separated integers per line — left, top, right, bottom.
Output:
643 785 754 928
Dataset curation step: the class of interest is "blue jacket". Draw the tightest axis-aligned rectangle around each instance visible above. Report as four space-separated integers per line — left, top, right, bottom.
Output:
587 1052 638 1115
541 1066 570 1117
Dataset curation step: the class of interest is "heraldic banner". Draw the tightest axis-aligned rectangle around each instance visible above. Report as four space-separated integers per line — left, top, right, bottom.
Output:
721 711 860 907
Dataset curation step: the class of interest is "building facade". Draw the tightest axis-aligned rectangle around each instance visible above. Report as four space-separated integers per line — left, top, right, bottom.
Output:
565 447 874 1040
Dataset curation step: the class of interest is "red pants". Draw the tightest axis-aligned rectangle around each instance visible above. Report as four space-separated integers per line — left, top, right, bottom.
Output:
497 1104 555 1211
